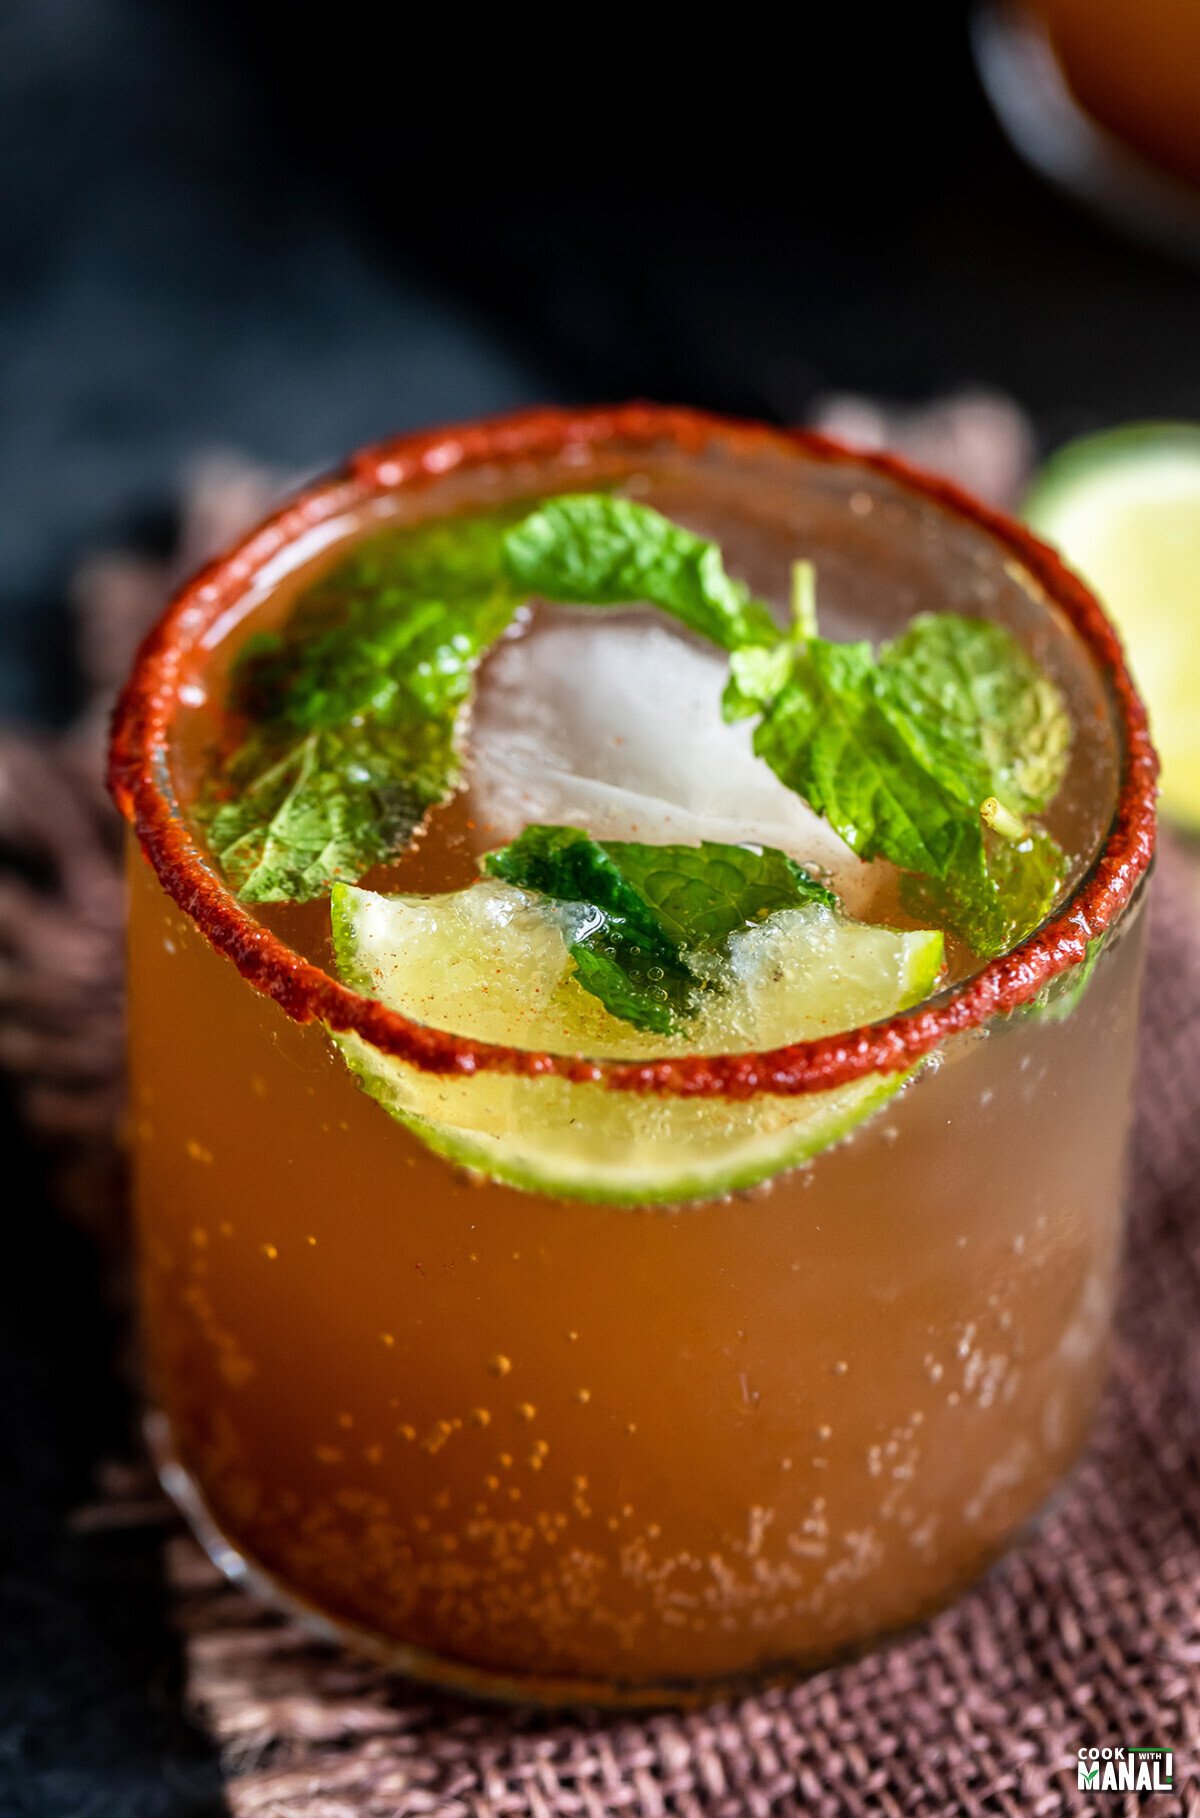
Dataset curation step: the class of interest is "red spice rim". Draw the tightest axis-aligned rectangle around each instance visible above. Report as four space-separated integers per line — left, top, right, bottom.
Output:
108 402 1158 1099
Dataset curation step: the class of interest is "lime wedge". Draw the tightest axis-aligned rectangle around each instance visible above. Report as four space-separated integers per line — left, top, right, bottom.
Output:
329 879 943 1206
1024 423 1200 827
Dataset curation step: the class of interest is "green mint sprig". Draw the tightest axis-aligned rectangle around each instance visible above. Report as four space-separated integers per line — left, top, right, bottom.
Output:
503 494 779 651
196 495 776 903
723 564 1070 956
485 825 835 1034
196 511 524 901
197 492 1071 958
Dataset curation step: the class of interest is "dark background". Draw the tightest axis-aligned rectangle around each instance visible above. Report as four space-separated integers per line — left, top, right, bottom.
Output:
4 2 1199 1812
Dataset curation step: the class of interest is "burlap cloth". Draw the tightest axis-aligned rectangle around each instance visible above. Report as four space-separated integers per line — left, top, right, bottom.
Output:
10 400 1200 1816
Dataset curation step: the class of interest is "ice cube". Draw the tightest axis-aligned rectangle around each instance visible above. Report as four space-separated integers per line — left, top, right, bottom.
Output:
467 611 879 912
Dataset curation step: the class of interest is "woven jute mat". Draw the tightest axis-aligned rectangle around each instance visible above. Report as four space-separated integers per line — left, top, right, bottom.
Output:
9 402 1200 1816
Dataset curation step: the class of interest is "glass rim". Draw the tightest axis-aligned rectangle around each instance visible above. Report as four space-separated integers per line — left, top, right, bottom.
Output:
108 402 1158 1100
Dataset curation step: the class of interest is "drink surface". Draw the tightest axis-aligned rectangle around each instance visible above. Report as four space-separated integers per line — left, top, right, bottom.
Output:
124 428 1147 1697
170 472 1121 997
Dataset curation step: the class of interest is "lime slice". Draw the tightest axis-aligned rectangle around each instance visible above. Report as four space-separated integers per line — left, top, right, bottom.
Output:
329 879 943 1206
1024 423 1200 827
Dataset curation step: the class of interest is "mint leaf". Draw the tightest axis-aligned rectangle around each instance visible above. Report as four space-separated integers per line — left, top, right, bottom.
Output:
483 825 694 1033
598 836 835 939
566 943 688 1036
503 495 779 652
876 613 1070 817
484 825 834 1033
485 824 684 964
204 725 439 905
196 510 523 900
750 639 970 877
235 510 519 732
735 611 1071 959
724 640 796 719
901 821 1063 959
199 495 786 904
196 484 1072 967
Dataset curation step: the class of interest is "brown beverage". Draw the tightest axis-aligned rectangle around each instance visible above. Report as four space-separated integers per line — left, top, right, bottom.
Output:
112 407 1156 1703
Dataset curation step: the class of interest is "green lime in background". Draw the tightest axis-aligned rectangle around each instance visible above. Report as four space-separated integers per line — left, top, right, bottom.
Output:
1025 423 1200 829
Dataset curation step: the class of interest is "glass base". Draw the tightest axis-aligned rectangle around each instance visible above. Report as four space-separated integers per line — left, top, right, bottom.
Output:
972 1 1200 268
146 1408 1088 1712
147 1411 797 1709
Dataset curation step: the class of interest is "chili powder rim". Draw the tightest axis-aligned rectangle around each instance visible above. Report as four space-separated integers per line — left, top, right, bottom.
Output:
108 402 1158 1100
